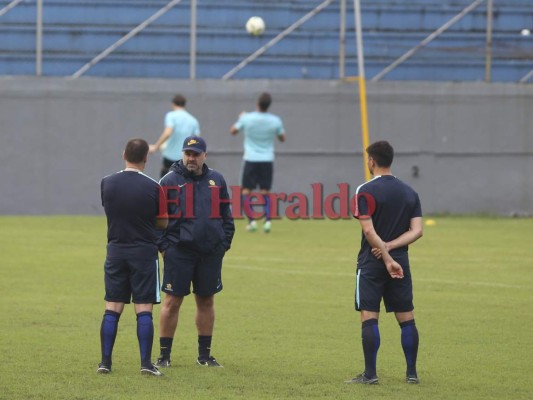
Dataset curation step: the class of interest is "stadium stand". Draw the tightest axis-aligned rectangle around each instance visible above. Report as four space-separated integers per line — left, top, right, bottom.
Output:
0 0 531 81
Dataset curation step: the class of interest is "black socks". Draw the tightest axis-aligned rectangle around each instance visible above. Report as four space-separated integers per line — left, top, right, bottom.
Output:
198 335 212 360
159 337 174 359
136 312 154 368
361 318 380 378
100 310 121 367
400 319 419 376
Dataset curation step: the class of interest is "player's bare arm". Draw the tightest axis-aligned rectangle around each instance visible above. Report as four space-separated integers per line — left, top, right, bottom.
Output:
371 217 423 258
359 217 404 279
231 111 248 135
150 127 173 153
230 125 239 135
277 133 286 142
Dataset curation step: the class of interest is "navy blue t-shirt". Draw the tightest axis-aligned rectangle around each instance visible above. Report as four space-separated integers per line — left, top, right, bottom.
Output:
101 170 164 259
354 175 422 268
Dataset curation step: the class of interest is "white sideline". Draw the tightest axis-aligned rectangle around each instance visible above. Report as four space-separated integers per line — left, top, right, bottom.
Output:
224 262 528 290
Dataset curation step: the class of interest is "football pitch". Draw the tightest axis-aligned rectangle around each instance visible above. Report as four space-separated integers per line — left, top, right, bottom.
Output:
0 216 532 400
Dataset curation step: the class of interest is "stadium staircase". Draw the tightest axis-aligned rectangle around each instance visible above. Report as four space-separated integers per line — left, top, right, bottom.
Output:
0 0 531 81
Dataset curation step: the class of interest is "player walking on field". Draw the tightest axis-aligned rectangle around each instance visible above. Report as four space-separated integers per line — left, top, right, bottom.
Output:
231 92 285 233
98 138 168 376
347 140 423 385
155 136 235 368
149 94 201 178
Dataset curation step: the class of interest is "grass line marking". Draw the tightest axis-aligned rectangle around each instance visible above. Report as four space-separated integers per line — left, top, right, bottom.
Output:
226 263 529 289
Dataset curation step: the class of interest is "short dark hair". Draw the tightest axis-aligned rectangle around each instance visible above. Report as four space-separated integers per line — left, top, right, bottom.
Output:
172 94 186 107
124 138 149 163
366 140 394 168
258 92 272 112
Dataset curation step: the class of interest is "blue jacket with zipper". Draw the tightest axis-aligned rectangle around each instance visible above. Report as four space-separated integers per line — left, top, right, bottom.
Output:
158 160 235 254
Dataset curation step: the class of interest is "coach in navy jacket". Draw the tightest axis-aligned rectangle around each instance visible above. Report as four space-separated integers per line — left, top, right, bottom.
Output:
156 136 235 368
158 157 234 255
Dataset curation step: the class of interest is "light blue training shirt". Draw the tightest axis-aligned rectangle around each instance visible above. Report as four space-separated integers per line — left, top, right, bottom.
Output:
234 111 285 162
162 109 200 161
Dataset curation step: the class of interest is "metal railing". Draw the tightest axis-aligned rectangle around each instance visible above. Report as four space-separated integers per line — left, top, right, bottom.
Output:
371 0 487 82
69 0 184 79
0 0 24 17
1 0 42 75
0 0 531 82
222 0 335 80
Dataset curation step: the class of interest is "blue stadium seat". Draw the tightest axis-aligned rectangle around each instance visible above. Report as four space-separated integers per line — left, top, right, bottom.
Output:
0 0 531 81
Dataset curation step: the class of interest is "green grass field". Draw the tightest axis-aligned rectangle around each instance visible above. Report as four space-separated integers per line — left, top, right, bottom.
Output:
1 216 532 400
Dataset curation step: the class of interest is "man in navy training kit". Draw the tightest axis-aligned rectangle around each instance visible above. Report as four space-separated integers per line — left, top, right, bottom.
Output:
231 92 285 233
99 138 168 376
347 140 423 385
149 93 201 178
155 136 235 368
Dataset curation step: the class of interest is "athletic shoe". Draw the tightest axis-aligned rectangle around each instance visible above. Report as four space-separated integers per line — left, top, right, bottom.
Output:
344 373 379 384
141 364 164 376
154 356 171 368
263 220 272 233
246 221 257 232
197 356 223 367
96 363 111 374
406 374 419 384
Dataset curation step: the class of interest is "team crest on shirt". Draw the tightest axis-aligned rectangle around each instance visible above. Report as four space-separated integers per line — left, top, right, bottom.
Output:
187 139 198 145
209 180 216 186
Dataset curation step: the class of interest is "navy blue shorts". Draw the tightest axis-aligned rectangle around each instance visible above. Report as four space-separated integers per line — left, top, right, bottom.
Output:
355 264 414 313
242 161 273 191
104 257 161 304
162 245 224 297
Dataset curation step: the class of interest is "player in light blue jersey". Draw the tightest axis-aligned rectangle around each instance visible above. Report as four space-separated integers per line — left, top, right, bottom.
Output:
231 92 286 233
150 94 200 178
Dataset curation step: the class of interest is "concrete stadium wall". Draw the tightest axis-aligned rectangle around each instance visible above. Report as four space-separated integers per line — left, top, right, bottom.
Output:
0 77 532 216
